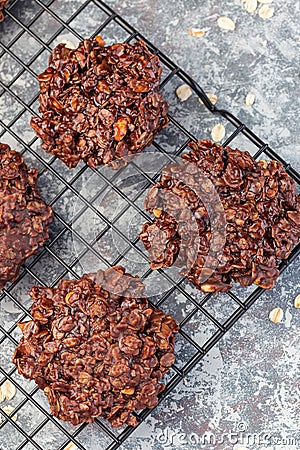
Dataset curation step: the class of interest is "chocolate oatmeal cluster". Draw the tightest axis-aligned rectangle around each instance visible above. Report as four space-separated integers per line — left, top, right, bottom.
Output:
0 0 9 21
140 140 300 292
31 37 169 169
0 144 53 290
13 266 179 427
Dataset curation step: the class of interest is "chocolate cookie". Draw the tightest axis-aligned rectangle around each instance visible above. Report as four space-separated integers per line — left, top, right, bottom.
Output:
0 0 9 21
13 266 179 428
31 37 169 169
0 144 53 290
140 140 300 292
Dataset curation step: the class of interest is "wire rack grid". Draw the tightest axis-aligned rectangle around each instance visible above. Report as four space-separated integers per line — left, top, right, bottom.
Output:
0 1 299 449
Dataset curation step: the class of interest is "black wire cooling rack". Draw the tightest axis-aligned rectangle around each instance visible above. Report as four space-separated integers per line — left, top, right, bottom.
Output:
0 1 300 449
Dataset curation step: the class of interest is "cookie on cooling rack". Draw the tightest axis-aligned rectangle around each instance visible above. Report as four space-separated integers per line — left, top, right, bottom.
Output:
13 266 179 428
0 143 53 290
0 0 9 21
139 140 300 293
30 36 169 169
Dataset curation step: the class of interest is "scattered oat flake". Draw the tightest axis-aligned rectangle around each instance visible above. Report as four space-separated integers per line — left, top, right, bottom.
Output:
211 124 225 142
176 84 192 102
258 0 273 3
0 405 17 423
189 27 206 37
64 443 77 450
269 307 283 323
245 92 255 106
199 93 218 105
217 16 235 31
294 294 300 309
60 39 76 49
259 5 274 19
245 0 258 13
0 381 16 402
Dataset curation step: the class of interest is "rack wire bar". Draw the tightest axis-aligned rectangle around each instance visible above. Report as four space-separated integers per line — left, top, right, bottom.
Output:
0 1 299 449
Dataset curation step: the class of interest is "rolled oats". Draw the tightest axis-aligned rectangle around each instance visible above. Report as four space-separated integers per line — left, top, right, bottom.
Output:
217 16 236 31
211 123 225 142
294 294 300 309
0 405 17 423
269 307 284 323
258 5 274 19
245 93 256 106
244 0 258 13
63 443 77 450
59 39 76 49
176 84 193 102
199 93 218 105
0 381 16 401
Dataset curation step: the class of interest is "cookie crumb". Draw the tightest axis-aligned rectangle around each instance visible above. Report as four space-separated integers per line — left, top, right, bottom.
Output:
189 28 206 37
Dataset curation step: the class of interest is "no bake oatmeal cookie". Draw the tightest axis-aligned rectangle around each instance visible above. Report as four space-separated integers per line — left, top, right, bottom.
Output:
13 266 179 427
0 0 9 22
140 140 300 293
31 37 169 169
0 144 53 289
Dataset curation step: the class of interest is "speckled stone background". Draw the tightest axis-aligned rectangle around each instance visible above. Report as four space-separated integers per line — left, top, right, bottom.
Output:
0 1 299 450
105 2 300 450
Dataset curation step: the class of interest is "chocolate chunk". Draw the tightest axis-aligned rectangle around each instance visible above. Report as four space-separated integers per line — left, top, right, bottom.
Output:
140 140 300 292
0 144 53 290
31 37 169 169
13 266 179 428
